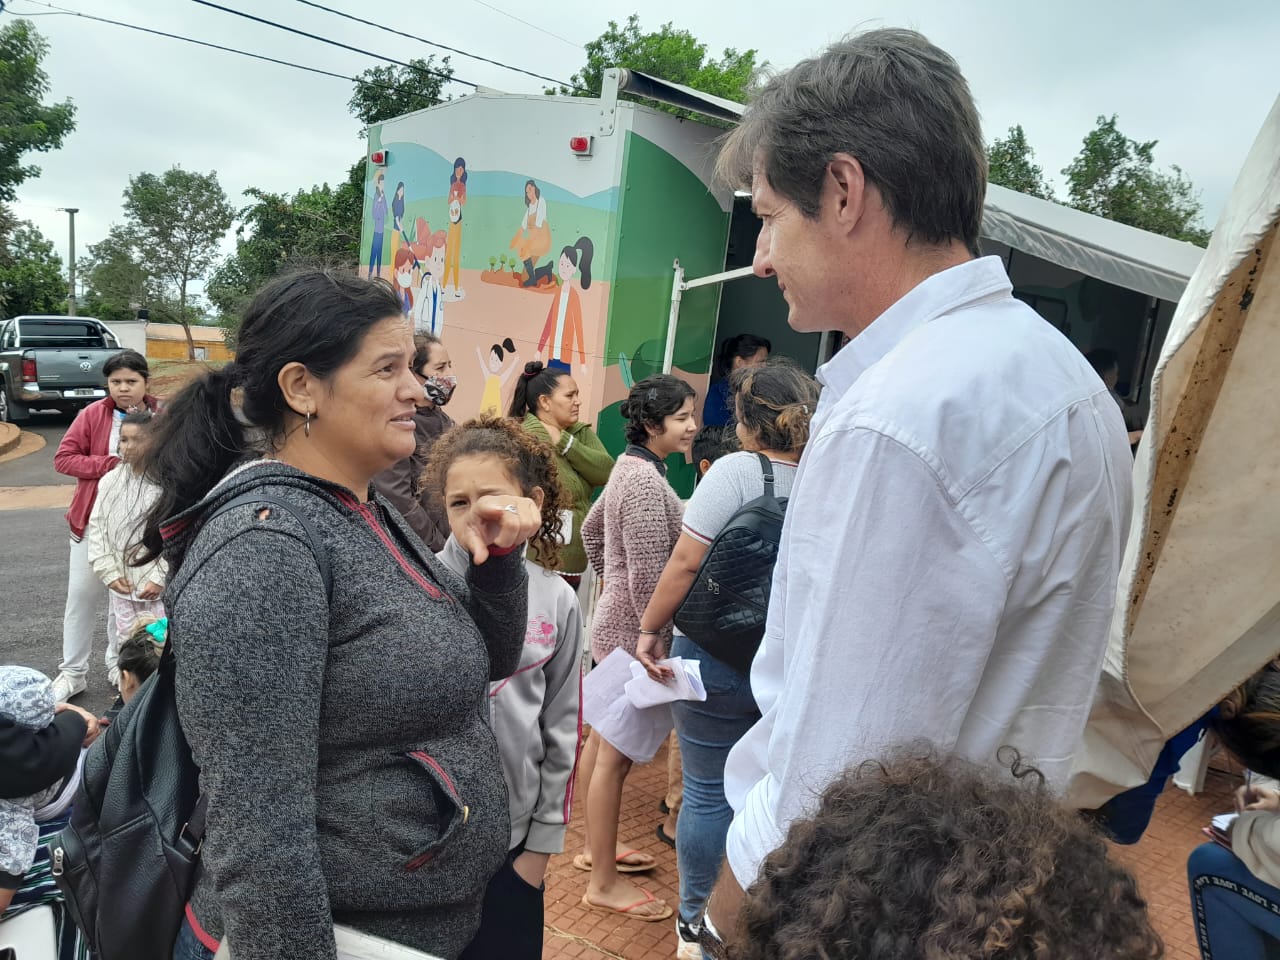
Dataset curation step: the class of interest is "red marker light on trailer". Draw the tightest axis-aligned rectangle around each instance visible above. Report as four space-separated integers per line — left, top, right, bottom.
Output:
370 150 388 165
569 135 593 156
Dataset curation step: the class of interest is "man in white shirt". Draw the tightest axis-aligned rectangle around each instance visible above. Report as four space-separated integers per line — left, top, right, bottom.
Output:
702 28 1134 943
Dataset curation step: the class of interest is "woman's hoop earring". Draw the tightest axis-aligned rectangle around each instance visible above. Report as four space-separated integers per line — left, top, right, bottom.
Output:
304 411 313 437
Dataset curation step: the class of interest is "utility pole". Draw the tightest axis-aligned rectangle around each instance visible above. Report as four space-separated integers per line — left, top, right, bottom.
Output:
57 207 79 316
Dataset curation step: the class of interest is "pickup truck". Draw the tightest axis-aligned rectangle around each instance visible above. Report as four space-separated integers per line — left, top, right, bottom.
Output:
0 315 124 422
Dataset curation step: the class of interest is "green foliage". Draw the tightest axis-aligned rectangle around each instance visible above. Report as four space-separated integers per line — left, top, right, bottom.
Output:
0 20 76 202
986 125 1055 201
115 167 234 355
206 159 366 340
1063 115 1211 246
348 56 454 134
0 213 65 317
79 225 174 326
551 15 762 122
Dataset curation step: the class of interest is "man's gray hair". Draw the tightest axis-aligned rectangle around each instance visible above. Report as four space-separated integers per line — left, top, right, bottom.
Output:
717 28 986 255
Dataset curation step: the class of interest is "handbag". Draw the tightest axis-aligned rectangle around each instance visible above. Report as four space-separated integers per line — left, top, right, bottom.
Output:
673 453 787 674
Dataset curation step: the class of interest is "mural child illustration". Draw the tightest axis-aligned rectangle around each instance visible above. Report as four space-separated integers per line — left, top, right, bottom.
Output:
537 237 593 373
511 179 552 288
391 246 417 317
444 157 468 301
477 338 521 416
413 231 448 337
368 170 388 278
390 180 407 263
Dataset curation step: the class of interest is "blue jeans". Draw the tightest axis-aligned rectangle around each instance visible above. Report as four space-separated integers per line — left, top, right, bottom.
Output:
368 230 385 277
1189 841 1280 960
670 634 760 926
173 916 216 960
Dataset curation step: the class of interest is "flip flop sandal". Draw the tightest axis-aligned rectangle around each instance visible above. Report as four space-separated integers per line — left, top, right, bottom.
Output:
659 798 671 815
656 823 676 848
572 850 656 873
581 889 674 922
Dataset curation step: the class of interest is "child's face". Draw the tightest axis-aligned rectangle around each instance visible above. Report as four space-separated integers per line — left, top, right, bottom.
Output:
444 454 543 542
117 423 148 464
108 368 147 410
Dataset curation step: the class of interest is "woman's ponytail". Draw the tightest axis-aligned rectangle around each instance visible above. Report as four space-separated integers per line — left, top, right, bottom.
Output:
138 364 247 566
508 360 566 419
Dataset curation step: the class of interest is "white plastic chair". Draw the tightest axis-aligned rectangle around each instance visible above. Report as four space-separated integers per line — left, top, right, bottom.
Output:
0 904 58 960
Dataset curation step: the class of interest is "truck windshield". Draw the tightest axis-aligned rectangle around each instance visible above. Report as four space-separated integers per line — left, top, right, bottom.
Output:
19 321 110 349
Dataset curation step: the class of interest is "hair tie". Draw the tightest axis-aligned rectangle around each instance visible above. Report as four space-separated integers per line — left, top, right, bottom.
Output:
646 388 658 402
144 617 168 646
522 369 538 379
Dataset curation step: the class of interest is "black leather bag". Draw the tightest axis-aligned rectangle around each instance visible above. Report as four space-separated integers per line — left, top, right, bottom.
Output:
50 492 331 960
674 453 787 675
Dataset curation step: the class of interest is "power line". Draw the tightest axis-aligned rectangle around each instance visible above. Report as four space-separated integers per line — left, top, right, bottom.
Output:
293 0 580 91
464 0 584 52
3 0 443 106
187 0 475 90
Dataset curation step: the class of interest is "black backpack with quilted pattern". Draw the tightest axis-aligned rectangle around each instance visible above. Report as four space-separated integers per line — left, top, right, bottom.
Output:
673 453 787 674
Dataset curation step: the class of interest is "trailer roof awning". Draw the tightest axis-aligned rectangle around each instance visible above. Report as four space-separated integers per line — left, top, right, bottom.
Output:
616 70 1205 302
983 184 1205 303
616 69 745 124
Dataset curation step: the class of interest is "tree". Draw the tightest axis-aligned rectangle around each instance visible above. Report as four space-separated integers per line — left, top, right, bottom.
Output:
987 124 1054 201
551 15 762 121
80 225 167 327
0 217 65 317
0 20 76 202
206 160 366 339
1063 115 1211 246
349 56 455 133
118 167 235 358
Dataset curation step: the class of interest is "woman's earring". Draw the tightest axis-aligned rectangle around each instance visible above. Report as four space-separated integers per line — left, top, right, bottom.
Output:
304 411 313 438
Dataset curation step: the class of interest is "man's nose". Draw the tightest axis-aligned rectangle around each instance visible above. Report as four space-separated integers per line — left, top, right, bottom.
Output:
753 230 774 279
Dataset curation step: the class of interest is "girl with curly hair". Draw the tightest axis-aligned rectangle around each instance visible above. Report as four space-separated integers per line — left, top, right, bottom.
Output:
1188 666 1280 960
426 415 584 960
713 751 1163 960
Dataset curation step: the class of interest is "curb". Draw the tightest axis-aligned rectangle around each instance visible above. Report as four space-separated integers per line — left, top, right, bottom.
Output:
0 422 19 456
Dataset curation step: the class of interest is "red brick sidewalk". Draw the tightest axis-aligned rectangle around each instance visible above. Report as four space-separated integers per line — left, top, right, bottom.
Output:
539 737 1226 958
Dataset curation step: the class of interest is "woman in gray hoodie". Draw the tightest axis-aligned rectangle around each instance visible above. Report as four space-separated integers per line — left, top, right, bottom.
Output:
135 270 542 960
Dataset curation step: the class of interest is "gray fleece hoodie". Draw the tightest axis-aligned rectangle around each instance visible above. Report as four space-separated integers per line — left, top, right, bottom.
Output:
161 461 527 960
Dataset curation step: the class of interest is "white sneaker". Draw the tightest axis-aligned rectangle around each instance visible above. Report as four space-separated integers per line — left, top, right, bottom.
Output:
51 672 86 702
676 917 701 960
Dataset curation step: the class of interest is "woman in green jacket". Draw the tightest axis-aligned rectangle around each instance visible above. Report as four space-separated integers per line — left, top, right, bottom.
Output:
510 361 613 585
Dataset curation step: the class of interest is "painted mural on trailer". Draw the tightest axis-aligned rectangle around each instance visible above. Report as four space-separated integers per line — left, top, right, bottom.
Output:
359 107 616 425
359 97 732 492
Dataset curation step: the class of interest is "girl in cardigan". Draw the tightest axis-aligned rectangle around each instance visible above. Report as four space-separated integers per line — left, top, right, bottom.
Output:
577 374 697 922
510 361 614 586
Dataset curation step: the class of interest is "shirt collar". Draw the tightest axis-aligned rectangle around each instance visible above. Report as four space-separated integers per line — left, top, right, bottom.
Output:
625 443 667 476
816 256 1013 396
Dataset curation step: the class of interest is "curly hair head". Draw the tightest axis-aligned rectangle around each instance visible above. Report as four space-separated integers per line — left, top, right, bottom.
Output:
731 749 1163 960
423 415 568 567
730 357 819 457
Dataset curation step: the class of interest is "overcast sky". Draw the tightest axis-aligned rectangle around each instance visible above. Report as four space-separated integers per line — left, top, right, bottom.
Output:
6 0 1279 301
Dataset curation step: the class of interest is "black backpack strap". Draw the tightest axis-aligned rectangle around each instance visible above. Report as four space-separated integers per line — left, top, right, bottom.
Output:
208 492 333 599
177 493 333 851
756 452 776 498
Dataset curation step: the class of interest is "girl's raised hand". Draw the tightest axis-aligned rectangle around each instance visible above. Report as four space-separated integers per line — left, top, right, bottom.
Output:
457 495 542 564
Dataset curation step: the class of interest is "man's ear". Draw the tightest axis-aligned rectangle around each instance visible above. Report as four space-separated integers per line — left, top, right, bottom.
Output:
825 153 869 235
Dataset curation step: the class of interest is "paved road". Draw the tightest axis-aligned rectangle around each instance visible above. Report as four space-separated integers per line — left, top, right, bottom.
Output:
1 412 116 715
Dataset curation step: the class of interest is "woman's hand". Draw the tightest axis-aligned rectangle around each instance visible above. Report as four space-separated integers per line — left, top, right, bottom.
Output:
636 632 674 683
457 495 542 564
56 702 101 748
543 421 562 445
1235 784 1280 813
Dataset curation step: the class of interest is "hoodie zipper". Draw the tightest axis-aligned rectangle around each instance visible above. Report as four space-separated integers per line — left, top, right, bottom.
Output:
337 492 450 602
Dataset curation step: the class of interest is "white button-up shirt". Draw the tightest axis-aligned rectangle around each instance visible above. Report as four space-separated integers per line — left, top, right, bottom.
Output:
723 256 1134 885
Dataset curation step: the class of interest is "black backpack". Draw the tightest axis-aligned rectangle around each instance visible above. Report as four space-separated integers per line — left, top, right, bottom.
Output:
50 492 331 960
674 453 787 674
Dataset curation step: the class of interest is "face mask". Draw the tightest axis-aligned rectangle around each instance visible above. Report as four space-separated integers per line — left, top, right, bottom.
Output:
423 374 457 406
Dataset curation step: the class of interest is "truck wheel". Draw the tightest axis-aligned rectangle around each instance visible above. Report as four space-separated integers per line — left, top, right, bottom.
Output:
0 386 30 423
0 386 10 423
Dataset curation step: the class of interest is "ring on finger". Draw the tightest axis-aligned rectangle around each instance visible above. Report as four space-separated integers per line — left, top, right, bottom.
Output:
504 503 519 514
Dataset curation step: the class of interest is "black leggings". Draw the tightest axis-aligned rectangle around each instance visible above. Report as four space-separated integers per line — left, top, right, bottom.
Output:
458 844 545 960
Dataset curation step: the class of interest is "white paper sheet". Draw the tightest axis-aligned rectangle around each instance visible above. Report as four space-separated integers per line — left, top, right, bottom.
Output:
624 657 707 709
582 649 675 763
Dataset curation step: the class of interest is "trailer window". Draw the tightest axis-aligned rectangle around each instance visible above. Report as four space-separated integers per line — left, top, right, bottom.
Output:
17 320 110 349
